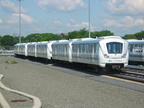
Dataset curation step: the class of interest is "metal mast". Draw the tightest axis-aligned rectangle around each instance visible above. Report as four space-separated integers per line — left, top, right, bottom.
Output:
18 0 21 43
88 0 91 38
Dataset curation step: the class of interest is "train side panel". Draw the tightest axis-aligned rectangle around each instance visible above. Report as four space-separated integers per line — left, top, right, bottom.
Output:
72 40 100 65
52 40 71 62
27 42 37 57
128 40 144 64
37 42 48 59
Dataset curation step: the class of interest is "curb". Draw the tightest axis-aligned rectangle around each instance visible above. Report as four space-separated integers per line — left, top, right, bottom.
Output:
0 74 42 108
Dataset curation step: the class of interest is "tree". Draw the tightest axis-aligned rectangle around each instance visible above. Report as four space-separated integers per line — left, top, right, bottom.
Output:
135 31 144 40
41 33 60 41
67 30 78 39
67 28 88 39
123 31 144 40
13 37 19 44
24 33 42 42
123 34 136 39
77 28 88 38
1 35 14 49
99 30 114 36
91 30 114 38
0 36 2 46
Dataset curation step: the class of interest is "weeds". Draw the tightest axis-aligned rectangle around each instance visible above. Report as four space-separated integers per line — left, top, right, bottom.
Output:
5 60 17 64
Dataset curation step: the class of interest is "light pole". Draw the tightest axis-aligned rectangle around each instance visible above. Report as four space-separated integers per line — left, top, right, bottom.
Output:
18 0 21 43
88 0 91 38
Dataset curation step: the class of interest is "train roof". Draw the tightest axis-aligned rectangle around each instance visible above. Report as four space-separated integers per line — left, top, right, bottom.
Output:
36 41 57 45
15 43 28 46
52 40 72 45
98 36 122 39
72 39 99 44
128 40 144 44
27 42 37 45
72 36 125 44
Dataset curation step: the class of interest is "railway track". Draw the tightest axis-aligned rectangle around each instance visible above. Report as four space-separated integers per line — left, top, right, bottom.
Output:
4 56 144 83
108 65 144 83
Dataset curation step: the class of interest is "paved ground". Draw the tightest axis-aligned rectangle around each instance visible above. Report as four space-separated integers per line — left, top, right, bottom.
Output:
0 56 144 108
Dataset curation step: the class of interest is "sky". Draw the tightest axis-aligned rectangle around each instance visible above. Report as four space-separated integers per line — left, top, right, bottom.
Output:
0 0 144 37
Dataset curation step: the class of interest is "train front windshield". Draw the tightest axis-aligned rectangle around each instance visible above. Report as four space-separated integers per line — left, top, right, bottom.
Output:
106 42 123 54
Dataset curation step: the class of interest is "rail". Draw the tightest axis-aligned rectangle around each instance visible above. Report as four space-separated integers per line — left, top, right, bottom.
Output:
109 65 144 83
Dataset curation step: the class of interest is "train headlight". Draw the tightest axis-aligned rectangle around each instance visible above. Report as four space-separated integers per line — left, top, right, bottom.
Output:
104 54 109 58
122 54 126 58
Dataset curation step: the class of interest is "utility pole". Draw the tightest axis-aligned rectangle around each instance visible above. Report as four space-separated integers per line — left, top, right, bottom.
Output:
18 0 21 43
88 0 91 38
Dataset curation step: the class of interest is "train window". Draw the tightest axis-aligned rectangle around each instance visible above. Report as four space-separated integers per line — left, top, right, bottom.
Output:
82 44 84 53
94 44 97 53
77 45 79 53
72 44 77 53
64 45 67 53
79 44 82 53
85 44 88 53
78 45 81 53
89 44 93 53
106 42 123 54
133 44 143 52
130 45 134 52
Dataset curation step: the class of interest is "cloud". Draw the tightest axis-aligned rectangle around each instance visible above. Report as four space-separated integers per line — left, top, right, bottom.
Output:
104 16 144 28
66 21 94 31
67 22 88 28
53 20 62 24
8 14 36 24
105 0 144 15
70 19 76 24
0 0 28 13
0 19 3 23
36 0 86 12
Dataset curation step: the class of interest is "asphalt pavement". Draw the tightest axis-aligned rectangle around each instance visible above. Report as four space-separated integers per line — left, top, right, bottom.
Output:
0 56 144 108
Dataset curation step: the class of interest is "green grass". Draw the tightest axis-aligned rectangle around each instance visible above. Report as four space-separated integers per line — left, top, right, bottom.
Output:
5 61 18 64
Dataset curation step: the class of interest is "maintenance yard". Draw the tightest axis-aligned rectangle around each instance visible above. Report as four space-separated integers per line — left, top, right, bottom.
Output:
0 56 144 108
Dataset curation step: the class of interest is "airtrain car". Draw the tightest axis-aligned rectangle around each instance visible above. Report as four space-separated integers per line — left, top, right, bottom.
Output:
128 40 144 65
52 40 70 62
36 41 56 59
14 43 28 56
27 42 37 57
71 36 128 72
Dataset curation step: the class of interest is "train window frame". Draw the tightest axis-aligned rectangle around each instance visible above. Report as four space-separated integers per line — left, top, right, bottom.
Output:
106 42 123 54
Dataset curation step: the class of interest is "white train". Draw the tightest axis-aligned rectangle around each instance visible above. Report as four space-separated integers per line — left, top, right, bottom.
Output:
36 41 56 59
27 42 37 57
14 36 129 73
128 40 144 65
14 43 28 56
